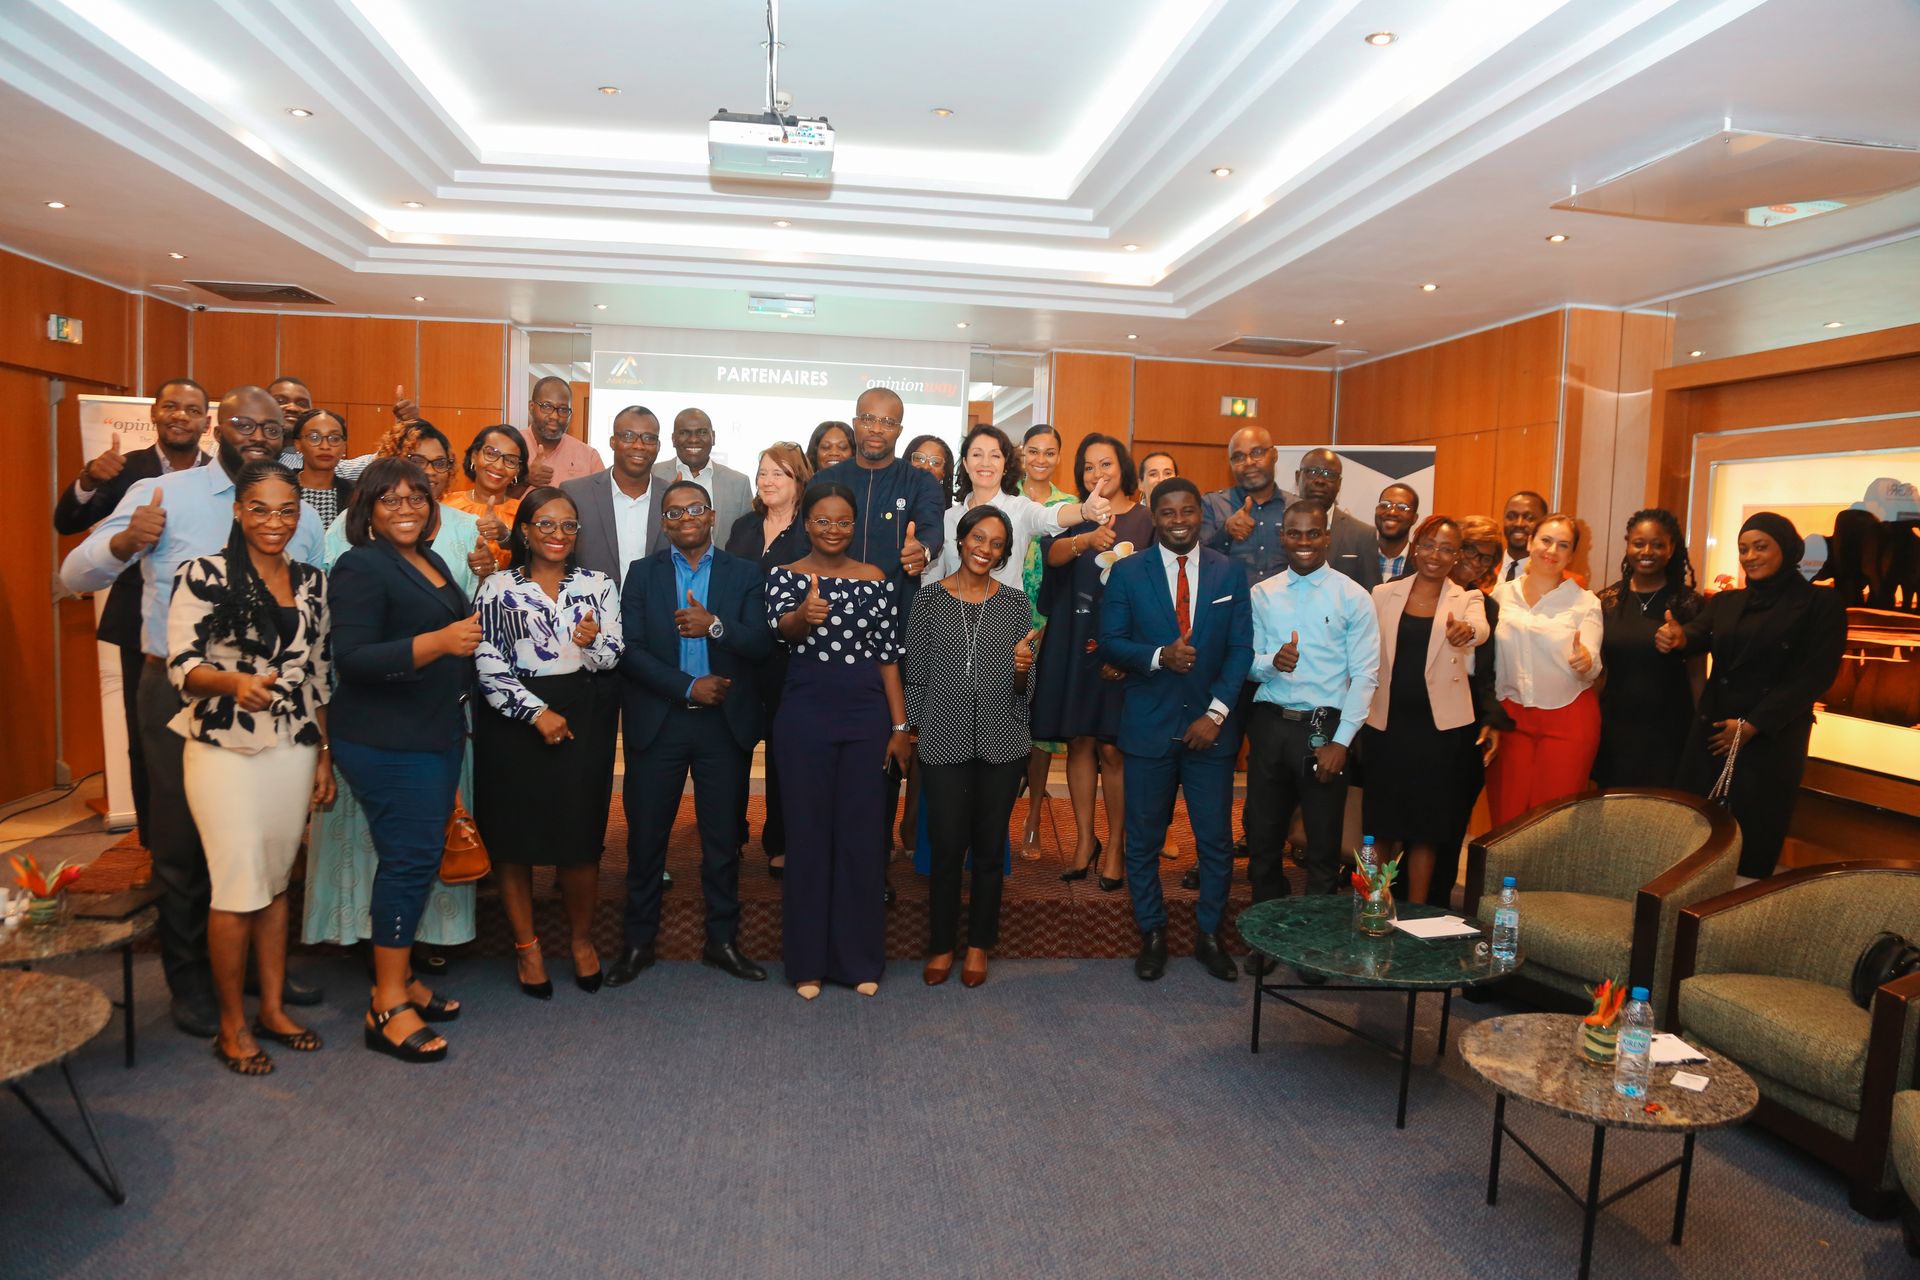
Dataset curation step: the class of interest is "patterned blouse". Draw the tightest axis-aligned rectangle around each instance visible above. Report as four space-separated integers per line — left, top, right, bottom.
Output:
473 567 624 721
764 568 901 665
903 581 1034 765
166 553 330 752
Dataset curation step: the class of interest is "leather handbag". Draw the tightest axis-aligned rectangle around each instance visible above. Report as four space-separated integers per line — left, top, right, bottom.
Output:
438 800 491 884
1850 931 1920 1009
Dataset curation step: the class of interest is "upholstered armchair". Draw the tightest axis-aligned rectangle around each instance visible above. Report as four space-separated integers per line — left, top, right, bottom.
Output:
1463 788 1740 1023
1671 861 1920 1214
1892 1091 1920 1255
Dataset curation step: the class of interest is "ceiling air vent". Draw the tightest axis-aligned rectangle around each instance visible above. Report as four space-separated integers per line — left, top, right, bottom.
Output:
1212 336 1338 358
186 280 335 304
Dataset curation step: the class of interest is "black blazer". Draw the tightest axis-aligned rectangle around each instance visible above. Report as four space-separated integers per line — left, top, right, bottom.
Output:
562 469 669 589
54 445 169 647
617 545 772 753
723 509 810 569
1682 580 1847 738
327 539 473 752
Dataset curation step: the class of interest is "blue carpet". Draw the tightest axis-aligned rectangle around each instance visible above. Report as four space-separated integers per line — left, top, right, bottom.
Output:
2 954 1908 1279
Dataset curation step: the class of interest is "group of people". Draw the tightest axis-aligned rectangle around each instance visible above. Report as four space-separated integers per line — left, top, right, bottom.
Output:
55 370 1848 1071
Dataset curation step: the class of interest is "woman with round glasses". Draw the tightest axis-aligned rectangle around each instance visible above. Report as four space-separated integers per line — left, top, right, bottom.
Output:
303 420 493 973
444 424 528 571
291 408 354 527
472 488 623 997
904 434 956 510
1360 516 1488 904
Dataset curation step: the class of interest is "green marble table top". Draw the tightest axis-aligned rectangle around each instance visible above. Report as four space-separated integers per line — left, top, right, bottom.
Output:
1237 895 1515 989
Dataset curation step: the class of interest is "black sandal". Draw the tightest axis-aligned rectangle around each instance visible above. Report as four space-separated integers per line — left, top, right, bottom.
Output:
213 1039 274 1076
363 1000 447 1063
252 1022 323 1052
412 990 461 1022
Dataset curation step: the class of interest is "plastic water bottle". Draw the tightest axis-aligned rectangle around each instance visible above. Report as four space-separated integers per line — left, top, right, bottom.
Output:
1353 836 1378 915
1491 876 1520 963
1614 986 1654 1099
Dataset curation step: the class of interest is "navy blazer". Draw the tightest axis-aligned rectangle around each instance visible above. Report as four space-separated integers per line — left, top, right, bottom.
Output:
617 545 773 753
327 539 473 753
54 445 169 648
1099 545 1253 759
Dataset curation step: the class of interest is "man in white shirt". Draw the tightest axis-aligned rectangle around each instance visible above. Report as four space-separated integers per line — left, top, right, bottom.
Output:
1498 490 1547 582
564 407 669 588
654 407 752 535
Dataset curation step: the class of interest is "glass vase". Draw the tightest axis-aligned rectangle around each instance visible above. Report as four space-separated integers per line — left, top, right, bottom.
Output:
1580 1021 1619 1065
1355 886 1396 937
26 893 68 929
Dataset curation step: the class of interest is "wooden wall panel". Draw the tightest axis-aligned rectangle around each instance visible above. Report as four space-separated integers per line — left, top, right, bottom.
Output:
340 402 397 455
277 316 415 409
1492 423 1559 513
0 367 56 801
1427 430 1498 521
1607 310 1671 535
1046 352 1132 474
141 297 190 393
1127 441 1231 495
1130 360 1333 445
0 249 133 388
1562 308 1624 528
419 322 505 409
52 389 103 781
419 405 508 460
1498 311 1565 430
190 311 278 400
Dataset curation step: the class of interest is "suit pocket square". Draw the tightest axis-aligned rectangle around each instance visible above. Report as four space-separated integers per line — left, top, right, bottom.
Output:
1210 595 1232 605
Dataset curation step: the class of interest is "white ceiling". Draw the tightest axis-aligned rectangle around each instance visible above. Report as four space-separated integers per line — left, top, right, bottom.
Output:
0 0 1915 364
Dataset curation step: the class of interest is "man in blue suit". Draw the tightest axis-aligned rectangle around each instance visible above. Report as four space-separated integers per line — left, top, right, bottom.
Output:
608 481 774 986
1100 478 1254 982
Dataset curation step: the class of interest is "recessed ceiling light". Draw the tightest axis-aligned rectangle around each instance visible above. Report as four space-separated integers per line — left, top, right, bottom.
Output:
168 251 186 260
411 295 426 302
594 303 608 310
44 200 66 209
597 85 620 96
1122 243 1141 252
1210 166 1233 178
772 219 791 228
1364 31 1397 46
1126 334 1138 340
1546 233 1568 243
1690 350 1705 357
402 201 424 209
931 107 954 117
1420 282 1438 292
955 322 970 329
1332 318 1346 325
1823 320 1844 328
286 107 313 118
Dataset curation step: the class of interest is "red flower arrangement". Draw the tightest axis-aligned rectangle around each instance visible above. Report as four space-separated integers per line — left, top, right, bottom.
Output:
9 852 81 899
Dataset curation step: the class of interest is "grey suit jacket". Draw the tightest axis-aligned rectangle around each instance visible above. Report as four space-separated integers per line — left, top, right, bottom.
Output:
1327 506 1383 590
653 459 752 535
562 469 669 592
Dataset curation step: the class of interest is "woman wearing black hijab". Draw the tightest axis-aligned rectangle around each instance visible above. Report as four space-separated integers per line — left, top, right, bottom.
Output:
1654 512 1846 878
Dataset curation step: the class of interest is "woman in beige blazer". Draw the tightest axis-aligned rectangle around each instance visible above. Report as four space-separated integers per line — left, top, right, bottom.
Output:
1360 516 1489 904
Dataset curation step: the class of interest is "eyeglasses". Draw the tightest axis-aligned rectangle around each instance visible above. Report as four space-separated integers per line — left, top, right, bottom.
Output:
1281 528 1329 542
225 417 285 441
302 431 346 447
530 518 581 536
478 444 523 470
1459 547 1499 565
1228 446 1273 464
612 430 659 446
909 452 944 468
1377 501 1416 515
532 401 573 417
808 516 855 532
663 503 711 521
1412 540 1460 558
406 453 454 473
1298 466 1339 481
853 412 903 430
243 504 301 526
377 493 430 511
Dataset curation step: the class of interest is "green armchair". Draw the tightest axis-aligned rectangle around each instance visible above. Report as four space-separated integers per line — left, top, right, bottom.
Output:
1671 861 1920 1215
1463 788 1740 1023
1893 1091 1920 1255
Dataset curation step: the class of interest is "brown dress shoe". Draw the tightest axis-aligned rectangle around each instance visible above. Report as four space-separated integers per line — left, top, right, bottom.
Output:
961 955 988 988
923 954 954 986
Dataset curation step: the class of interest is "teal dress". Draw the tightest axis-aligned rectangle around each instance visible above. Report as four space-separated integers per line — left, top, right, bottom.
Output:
1022 483 1073 754
300 504 481 947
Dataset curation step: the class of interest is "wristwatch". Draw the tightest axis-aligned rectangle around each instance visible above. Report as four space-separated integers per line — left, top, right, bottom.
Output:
891 722 910 733
1204 707 1227 726
707 618 725 640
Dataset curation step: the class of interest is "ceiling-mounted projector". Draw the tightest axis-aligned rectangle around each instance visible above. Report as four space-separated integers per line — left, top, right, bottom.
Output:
708 110 834 181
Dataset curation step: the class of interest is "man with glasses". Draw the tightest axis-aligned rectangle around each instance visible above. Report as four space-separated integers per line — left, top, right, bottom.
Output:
1374 483 1420 581
521 376 603 491
62 387 327 1037
608 481 773 987
564 405 670 587
1201 426 1290 585
55 377 212 844
652 407 751 534
1291 447 1384 589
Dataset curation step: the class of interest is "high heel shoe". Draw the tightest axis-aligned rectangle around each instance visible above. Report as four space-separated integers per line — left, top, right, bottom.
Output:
1059 836 1105 883
515 938 553 1000
574 947 604 994
1098 869 1126 893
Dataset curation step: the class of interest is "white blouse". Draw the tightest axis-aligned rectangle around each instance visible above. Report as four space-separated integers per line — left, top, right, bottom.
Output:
934 491 1072 590
1490 577 1603 710
473 567 624 721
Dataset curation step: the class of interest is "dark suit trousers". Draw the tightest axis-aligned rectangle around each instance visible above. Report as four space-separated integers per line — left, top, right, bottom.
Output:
136 659 211 1001
621 703 747 949
1121 747 1236 935
119 641 150 839
920 757 1024 952
1246 705 1349 898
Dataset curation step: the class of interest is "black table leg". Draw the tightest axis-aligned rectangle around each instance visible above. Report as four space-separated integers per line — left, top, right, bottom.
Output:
1437 987 1453 1058
1250 963 1263 1054
9 1061 125 1205
1671 1131 1697 1245
1579 1124 1607 1280
121 944 135 1069
1487 1094 1506 1205
1395 990 1418 1129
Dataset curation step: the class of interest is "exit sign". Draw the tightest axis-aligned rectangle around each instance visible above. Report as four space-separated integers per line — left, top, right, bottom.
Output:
1220 396 1256 418
47 314 84 344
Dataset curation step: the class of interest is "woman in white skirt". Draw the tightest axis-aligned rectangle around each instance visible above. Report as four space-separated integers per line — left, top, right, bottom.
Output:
169 461 334 1076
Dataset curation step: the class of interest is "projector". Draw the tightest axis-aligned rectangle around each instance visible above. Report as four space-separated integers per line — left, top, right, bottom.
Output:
708 110 834 181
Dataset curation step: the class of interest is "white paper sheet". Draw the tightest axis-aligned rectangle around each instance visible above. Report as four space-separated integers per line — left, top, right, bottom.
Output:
1650 1033 1709 1065
1392 916 1482 939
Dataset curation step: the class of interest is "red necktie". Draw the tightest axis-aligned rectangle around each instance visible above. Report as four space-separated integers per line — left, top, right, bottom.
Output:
1175 554 1191 634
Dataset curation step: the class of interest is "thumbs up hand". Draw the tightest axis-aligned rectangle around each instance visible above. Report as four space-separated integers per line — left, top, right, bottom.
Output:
1161 627 1197 674
1013 627 1040 677
119 487 167 555
1082 476 1114 526
1444 609 1475 648
85 432 128 487
675 588 716 637
230 668 280 712
1653 608 1685 654
475 500 508 545
1274 629 1301 673
571 606 600 648
1224 495 1257 542
438 612 484 659
466 533 495 577
799 573 830 626
1569 633 1594 675
900 520 928 577
392 385 420 424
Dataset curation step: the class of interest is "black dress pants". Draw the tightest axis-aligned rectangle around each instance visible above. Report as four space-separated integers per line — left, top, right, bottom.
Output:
1245 705 1350 898
136 659 212 1002
920 757 1025 952
622 703 747 949
118 641 151 840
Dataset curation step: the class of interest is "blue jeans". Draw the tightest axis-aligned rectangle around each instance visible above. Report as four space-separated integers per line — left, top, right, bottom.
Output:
332 738 463 948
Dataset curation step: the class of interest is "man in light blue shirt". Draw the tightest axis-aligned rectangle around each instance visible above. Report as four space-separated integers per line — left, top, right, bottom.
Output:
60 386 326 1036
1246 499 1381 900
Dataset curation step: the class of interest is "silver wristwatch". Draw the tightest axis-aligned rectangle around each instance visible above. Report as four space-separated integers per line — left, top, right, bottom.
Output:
707 618 725 640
